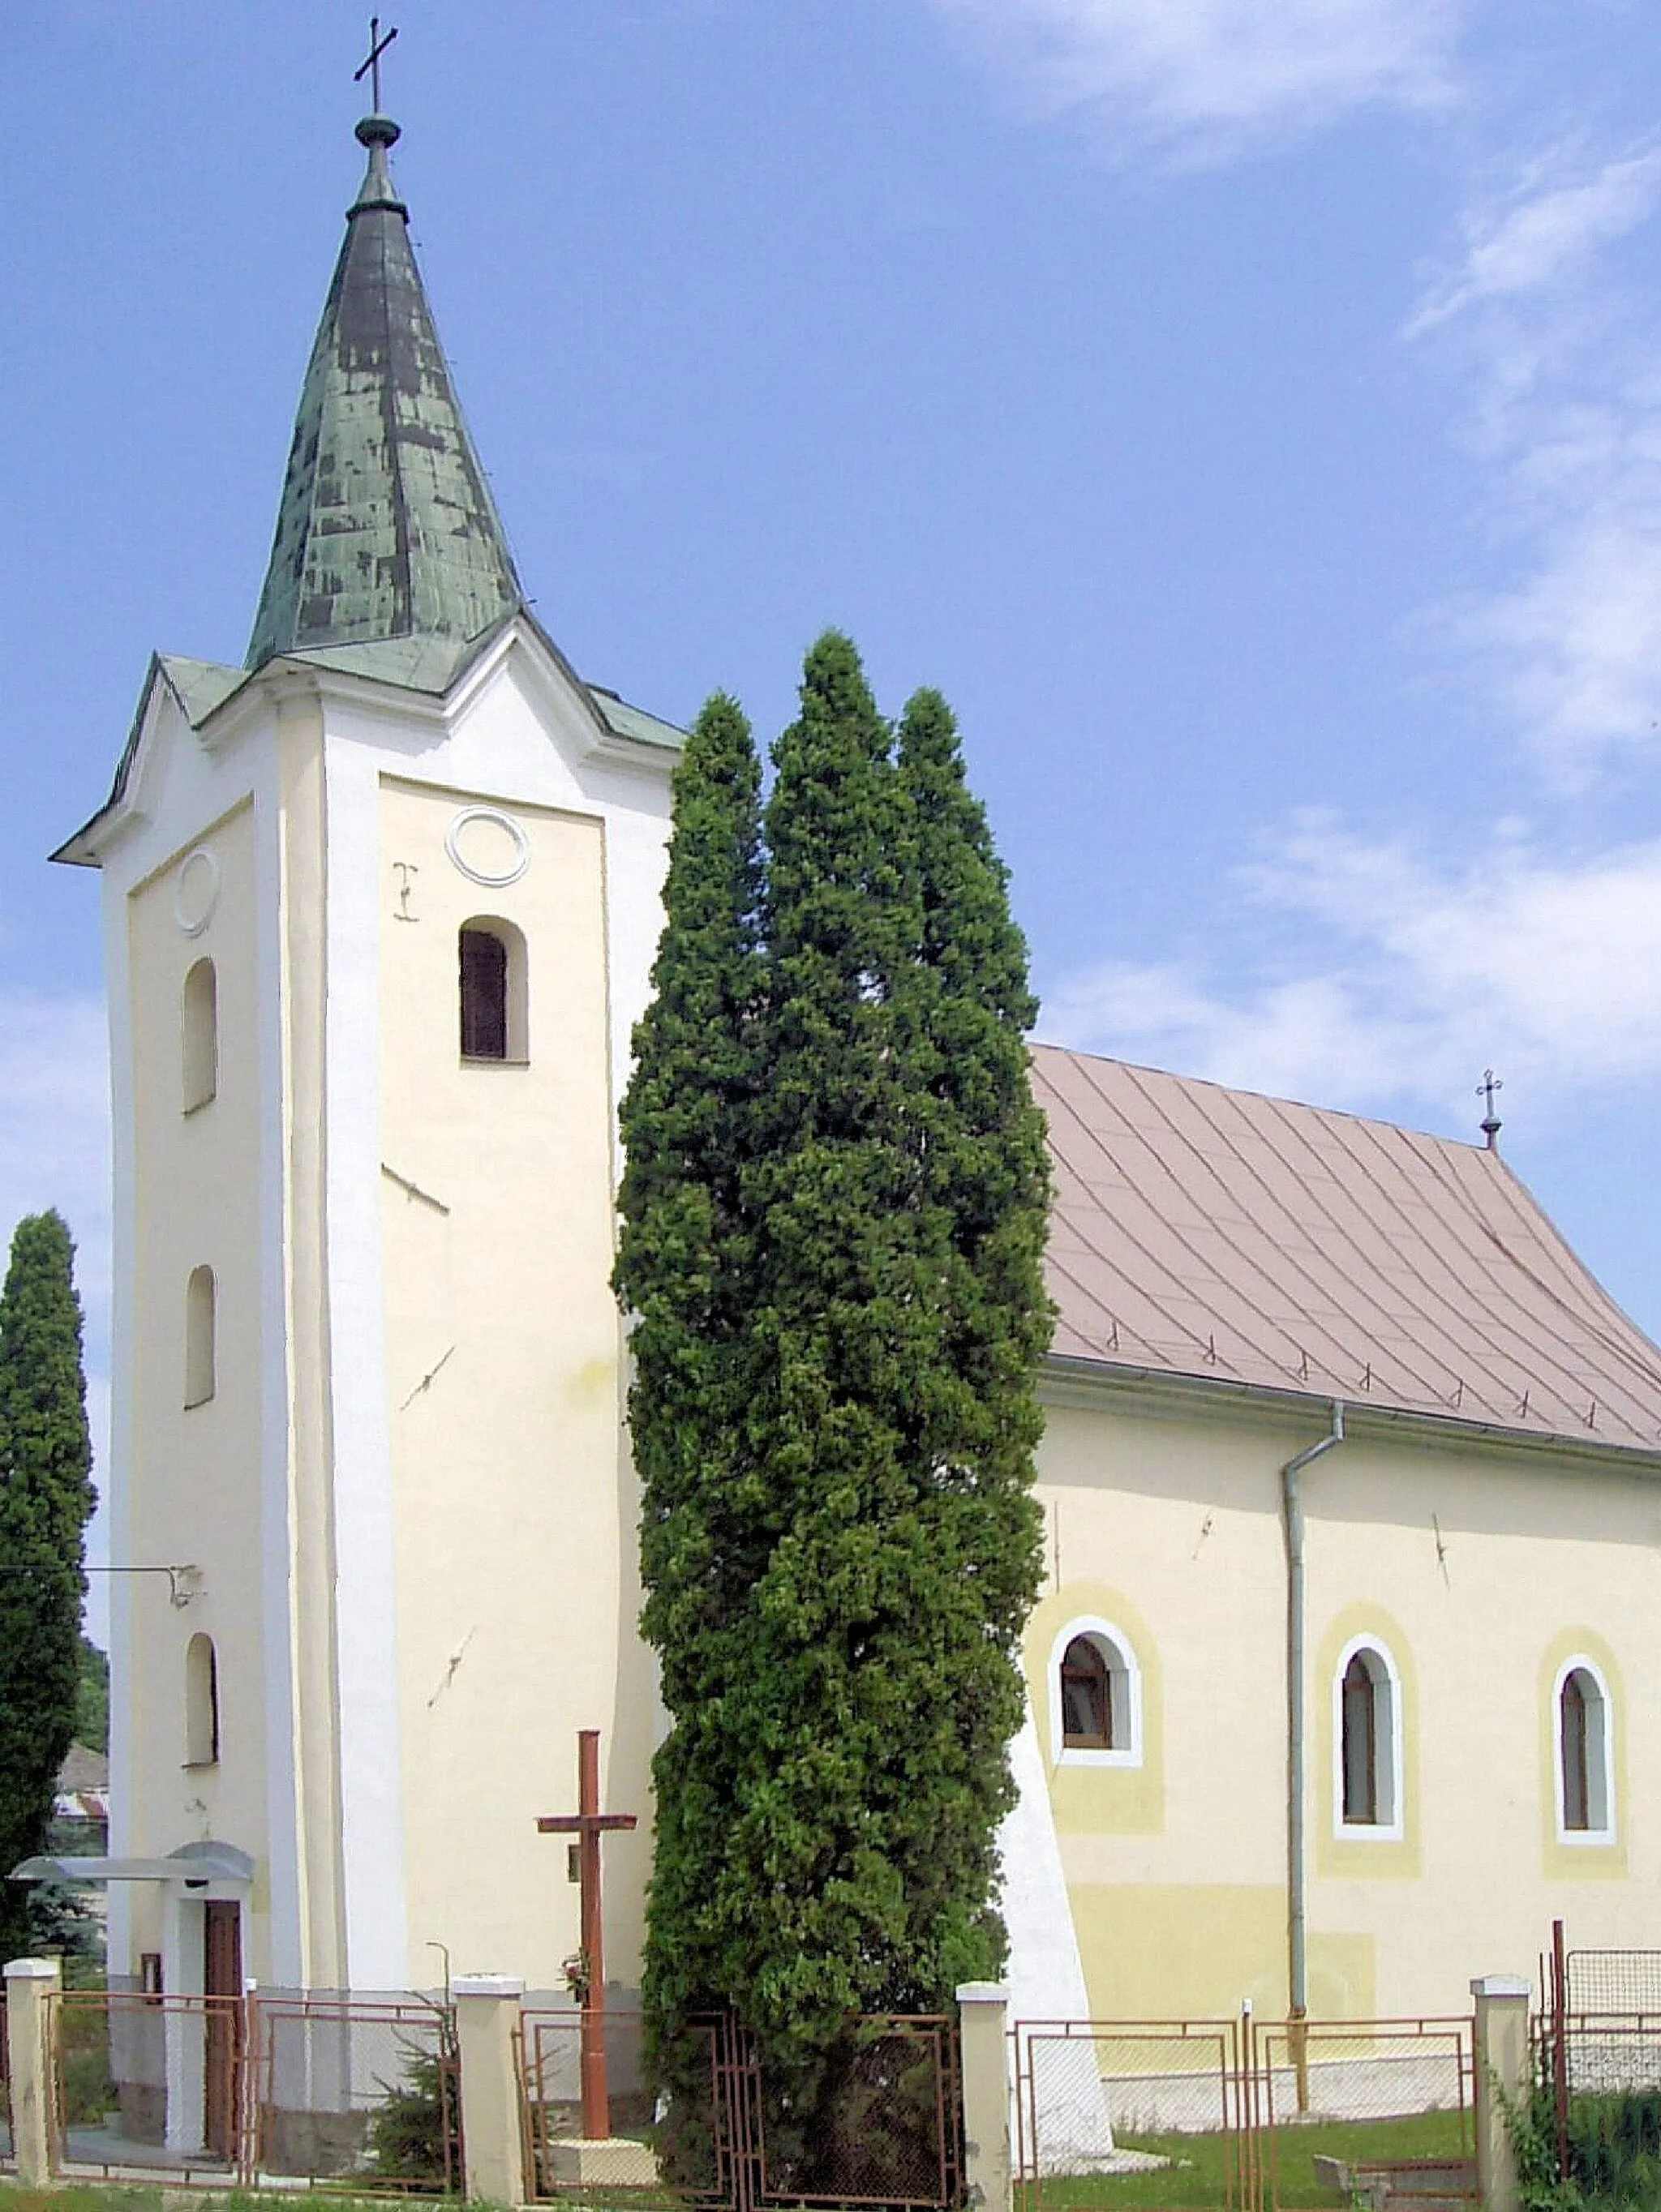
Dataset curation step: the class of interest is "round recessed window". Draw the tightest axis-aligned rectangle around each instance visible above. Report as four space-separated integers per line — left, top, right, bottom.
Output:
173 848 222 937
445 806 530 888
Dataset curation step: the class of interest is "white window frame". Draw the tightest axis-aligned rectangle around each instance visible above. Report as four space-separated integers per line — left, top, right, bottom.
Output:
1331 1634 1405 1841
1552 1655 1616 1845
1049 1616 1143 1769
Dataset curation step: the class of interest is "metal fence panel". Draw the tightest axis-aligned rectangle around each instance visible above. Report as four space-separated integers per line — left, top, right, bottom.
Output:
753 2018 961 2211
518 2008 672 2201
1565 1954 1661 2020
520 2011 962 2212
49 1990 247 2184
1012 2019 1243 2211
249 1995 460 2192
1256 2017 1474 2212
1013 2015 1474 2212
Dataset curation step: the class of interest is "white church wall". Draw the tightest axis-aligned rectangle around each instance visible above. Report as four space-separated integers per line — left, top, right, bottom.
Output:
121 795 276 1983
320 733 410 1994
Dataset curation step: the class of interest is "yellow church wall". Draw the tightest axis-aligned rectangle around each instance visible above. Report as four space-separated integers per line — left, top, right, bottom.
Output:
1032 1387 1661 2025
126 797 274 1977
376 775 642 1991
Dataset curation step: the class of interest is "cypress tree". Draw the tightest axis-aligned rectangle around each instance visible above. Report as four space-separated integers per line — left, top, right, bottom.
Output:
623 639 1051 2154
0 1211 95 1960
614 693 768 2060
895 681 1052 1547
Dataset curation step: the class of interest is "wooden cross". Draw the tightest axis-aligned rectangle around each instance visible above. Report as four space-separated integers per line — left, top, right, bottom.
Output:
537 1729 638 2140
354 16 399 112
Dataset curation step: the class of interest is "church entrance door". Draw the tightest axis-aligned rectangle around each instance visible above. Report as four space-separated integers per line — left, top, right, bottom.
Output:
202 1901 242 2162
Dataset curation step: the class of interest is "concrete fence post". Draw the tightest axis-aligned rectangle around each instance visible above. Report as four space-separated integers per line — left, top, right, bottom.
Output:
1471 1974 1532 2212
956 1981 1012 2212
5 1956 62 2185
453 1973 529 2205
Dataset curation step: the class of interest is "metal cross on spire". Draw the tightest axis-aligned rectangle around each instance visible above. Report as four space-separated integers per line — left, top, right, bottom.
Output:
354 16 399 113
1478 1069 1503 1151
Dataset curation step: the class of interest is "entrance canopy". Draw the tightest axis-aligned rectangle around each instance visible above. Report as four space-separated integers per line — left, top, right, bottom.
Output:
10 1839 253 1888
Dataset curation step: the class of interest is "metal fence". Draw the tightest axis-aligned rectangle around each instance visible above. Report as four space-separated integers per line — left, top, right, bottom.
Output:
42 1987 458 2193
49 1989 247 2184
1564 1953 1661 2020
740 2017 962 2210
530 2012 964 2212
1538 1928 1661 2187
519 2008 672 2201
247 1994 460 2192
1013 2017 1243 2201
1013 2014 1474 2212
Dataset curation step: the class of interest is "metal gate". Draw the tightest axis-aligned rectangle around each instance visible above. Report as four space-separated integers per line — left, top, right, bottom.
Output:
715 2015 962 2212
1015 2013 1474 2212
519 2011 963 2211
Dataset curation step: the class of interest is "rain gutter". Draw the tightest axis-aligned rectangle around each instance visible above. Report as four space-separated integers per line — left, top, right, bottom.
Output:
1282 1402 1345 2026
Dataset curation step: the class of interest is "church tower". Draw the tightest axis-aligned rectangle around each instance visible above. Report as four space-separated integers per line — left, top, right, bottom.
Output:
54 107 680 2001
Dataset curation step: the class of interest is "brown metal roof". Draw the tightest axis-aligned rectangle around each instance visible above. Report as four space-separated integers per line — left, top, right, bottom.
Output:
1032 1042 1661 1453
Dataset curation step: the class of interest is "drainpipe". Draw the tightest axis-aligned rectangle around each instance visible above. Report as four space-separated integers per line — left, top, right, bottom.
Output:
1282 1401 1344 2073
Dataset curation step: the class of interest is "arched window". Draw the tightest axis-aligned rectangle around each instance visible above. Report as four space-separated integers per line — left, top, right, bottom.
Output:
1049 1618 1142 1765
185 1265 216 1408
182 957 217 1112
459 919 527 1062
1556 1659 1613 1839
185 1633 219 1766
1335 1639 1400 1833
1061 1637 1114 1748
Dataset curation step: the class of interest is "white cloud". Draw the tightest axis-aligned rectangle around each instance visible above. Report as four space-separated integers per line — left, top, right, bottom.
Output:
1408 151 1661 333
928 0 1466 159
1042 817 1661 1125
1406 147 1661 778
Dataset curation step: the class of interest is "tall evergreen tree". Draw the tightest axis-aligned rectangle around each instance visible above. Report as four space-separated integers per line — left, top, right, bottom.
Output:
896 681 1052 1528
614 694 769 2047
0 1211 95 1959
622 637 1051 2146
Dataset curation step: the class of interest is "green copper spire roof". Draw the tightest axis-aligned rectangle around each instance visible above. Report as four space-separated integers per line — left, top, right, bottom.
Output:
246 114 525 671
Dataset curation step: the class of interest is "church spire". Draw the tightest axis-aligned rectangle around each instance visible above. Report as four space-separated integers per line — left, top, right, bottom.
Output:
246 106 525 671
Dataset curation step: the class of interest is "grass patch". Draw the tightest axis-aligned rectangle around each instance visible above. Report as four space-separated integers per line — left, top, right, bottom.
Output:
0 2196 452 2212
1037 2107 1472 2210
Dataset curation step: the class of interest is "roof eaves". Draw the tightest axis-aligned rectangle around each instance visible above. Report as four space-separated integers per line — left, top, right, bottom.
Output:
50 652 255 868
1040 1350 1661 1473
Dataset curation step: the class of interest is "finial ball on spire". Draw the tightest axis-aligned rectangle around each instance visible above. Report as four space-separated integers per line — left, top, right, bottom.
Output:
356 114 401 150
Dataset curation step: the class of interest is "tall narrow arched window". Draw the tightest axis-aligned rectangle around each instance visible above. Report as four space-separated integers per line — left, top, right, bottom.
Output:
1061 1637 1113 1748
1556 1660 1613 1839
185 1634 219 1766
1049 1618 1143 1766
1336 1639 1399 1833
1341 1655 1378 1823
182 957 217 1112
458 919 528 1062
185 1266 216 1408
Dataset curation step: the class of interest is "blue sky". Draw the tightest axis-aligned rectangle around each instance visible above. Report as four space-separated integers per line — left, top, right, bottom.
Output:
8 3 1661 1618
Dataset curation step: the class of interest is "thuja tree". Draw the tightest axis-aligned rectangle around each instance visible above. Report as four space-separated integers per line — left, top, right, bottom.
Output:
0 1211 95 1960
621 636 1050 2131
614 692 769 2130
